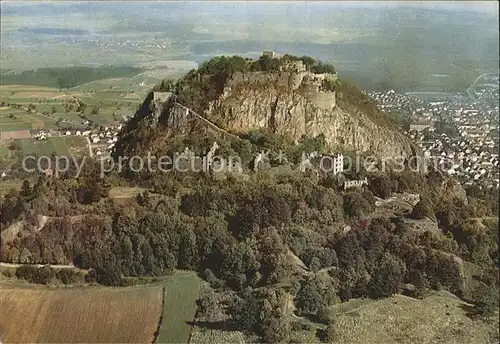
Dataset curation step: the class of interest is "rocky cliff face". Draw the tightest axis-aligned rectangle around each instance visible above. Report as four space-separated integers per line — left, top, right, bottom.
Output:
119 68 416 161
205 74 414 160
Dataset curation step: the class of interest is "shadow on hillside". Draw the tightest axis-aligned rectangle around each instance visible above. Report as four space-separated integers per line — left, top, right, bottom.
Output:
459 303 482 320
186 320 238 332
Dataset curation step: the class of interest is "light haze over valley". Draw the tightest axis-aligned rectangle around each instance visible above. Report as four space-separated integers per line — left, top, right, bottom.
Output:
1 1 499 92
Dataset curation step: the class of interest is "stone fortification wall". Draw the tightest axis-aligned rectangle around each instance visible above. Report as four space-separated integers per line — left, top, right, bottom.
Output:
314 73 338 82
288 72 305 90
227 69 337 95
310 91 336 110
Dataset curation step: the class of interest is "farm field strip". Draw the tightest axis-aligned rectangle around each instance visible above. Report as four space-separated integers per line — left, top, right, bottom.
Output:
76 95 142 105
0 285 163 343
0 122 36 131
18 137 67 156
10 136 89 157
0 109 62 131
0 85 61 92
158 273 202 344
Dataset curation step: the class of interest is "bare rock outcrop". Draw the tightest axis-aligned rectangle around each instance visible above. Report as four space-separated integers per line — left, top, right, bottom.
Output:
205 73 413 160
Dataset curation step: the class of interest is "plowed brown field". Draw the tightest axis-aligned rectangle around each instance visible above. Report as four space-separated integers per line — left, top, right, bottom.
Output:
0 285 163 343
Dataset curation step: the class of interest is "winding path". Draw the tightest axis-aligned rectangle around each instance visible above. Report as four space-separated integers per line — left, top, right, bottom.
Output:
466 73 499 100
173 102 240 140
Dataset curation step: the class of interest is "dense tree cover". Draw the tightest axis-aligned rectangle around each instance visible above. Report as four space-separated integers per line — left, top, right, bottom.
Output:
0 66 143 89
14 265 82 285
153 79 176 92
343 191 373 220
2 149 497 286
368 174 393 199
2 123 499 340
465 184 499 216
411 198 435 219
198 55 251 76
15 265 55 284
229 286 291 342
472 282 499 316
282 54 316 68
310 62 336 74
295 275 336 316
250 55 282 72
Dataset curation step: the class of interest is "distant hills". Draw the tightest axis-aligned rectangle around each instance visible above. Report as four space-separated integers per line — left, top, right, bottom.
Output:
1 2 498 92
0 66 143 89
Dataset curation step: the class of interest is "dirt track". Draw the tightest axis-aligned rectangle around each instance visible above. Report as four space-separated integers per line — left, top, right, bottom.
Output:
0 262 75 269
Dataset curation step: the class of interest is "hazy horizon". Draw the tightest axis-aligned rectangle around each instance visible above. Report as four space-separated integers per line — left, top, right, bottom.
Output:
1 0 499 15
1 0 498 92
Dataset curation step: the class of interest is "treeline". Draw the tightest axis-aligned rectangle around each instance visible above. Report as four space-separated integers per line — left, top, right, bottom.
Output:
3 167 480 292
0 66 143 88
12 265 85 285
280 54 336 74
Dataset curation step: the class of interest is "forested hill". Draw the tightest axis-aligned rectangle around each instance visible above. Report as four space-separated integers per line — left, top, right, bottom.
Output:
0 66 143 88
114 54 413 161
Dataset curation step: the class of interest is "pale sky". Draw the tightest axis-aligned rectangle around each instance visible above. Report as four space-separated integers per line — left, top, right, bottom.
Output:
3 0 499 15
323 1 498 14
390 1 498 14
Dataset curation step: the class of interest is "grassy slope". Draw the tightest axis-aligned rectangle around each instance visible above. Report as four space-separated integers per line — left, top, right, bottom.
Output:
0 179 23 196
158 273 201 344
331 292 499 344
13 137 88 156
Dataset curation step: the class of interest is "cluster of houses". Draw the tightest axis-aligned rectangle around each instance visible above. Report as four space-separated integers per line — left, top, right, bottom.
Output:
417 130 499 187
367 88 499 189
31 130 52 141
30 124 123 157
87 125 123 156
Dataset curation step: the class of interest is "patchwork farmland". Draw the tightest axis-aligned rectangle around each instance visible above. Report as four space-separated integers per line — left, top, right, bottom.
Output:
0 82 143 133
0 69 178 136
0 80 144 171
0 107 51 131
